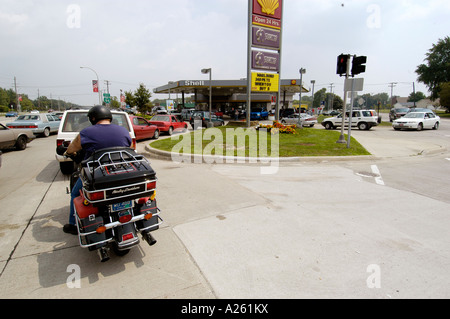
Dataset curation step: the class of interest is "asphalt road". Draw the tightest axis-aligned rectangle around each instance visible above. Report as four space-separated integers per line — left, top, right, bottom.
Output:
1 115 450 299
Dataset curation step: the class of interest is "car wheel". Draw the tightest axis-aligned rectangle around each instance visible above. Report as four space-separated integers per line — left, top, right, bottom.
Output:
358 122 368 131
281 120 286 124
15 136 27 150
153 129 160 139
417 123 423 131
324 122 334 130
433 122 439 130
168 126 173 135
42 127 50 137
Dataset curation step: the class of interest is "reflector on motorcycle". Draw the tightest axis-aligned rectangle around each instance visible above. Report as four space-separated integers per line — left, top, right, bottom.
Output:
122 233 134 241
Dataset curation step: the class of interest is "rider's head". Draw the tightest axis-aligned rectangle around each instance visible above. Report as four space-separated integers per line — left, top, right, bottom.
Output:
88 105 113 125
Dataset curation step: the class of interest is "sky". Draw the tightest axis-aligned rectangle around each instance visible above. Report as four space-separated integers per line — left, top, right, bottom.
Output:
1 0 449 107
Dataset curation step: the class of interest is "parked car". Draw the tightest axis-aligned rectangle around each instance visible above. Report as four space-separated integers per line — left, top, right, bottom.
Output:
281 114 318 127
249 107 269 120
55 109 137 175
321 109 379 131
51 112 64 120
181 109 195 121
5 111 18 118
392 112 440 131
129 115 160 140
6 113 60 137
0 123 36 150
189 111 225 129
389 107 410 122
148 114 188 135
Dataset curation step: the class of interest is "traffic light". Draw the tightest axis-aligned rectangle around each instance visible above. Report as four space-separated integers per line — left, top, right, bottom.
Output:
336 54 349 76
351 56 367 76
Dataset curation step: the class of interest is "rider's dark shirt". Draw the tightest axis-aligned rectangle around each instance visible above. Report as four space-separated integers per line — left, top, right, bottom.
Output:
80 124 132 159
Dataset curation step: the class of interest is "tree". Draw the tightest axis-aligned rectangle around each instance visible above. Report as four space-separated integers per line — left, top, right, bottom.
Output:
134 83 152 113
416 36 450 100
407 91 426 103
440 82 450 111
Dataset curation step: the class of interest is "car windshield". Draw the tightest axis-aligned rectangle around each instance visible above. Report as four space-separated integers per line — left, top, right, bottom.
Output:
395 108 409 113
62 112 131 132
151 115 170 122
17 115 40 121
404 113 424 119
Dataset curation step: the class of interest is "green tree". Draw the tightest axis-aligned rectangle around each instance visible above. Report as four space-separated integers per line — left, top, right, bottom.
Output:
408 91 427 103
440 82 450 111
133 83 152 113
416 36 450 100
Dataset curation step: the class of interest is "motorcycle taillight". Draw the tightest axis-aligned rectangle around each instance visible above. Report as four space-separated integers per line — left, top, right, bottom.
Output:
86 191 104 201
146 181 156 191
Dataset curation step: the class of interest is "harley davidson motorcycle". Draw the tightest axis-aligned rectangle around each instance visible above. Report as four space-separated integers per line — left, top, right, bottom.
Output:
57 145 163 262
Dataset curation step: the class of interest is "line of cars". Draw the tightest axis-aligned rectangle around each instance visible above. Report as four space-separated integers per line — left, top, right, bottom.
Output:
321 108 441 132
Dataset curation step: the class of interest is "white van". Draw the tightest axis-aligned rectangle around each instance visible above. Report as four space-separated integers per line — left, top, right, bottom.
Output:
55 109 136 174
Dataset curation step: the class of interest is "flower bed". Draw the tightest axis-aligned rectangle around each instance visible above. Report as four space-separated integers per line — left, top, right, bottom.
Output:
258 121 297 134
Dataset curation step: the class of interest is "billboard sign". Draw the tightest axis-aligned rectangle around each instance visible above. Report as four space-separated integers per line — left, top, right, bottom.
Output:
252 50 280 71
252 26 280 49
251 72 280 92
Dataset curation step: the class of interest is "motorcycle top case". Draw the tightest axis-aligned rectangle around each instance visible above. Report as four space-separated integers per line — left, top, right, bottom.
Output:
80 147 157 205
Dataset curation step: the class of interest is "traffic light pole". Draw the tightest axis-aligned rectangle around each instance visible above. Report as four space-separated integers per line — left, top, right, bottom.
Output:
337 56 351 144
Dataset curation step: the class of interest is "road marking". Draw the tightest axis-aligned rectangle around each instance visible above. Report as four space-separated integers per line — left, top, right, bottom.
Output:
371 165 385 186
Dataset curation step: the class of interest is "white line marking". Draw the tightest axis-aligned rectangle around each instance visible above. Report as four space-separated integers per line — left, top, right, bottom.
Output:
371 165 385 186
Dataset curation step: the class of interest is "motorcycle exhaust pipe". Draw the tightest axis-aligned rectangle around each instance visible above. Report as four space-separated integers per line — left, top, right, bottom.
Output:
143 232 157 246
97 247 110 262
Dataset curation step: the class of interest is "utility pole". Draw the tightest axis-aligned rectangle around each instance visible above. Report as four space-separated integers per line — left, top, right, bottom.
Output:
38 89 40 109
389 82 397 107
14 76 21 113
329 83 335 111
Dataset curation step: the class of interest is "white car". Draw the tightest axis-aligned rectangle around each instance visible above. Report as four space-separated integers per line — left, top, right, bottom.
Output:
392 112 440 131
321 109 379 131
55 109 137 174
281 113 318 127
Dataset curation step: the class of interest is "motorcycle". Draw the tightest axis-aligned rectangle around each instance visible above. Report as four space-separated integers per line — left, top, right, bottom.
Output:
57 144 163 262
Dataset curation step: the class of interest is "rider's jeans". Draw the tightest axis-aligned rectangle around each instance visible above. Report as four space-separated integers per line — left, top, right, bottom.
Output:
70 178 83 225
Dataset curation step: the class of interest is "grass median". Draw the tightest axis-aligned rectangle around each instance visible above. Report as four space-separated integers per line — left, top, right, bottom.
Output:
149 125 371 158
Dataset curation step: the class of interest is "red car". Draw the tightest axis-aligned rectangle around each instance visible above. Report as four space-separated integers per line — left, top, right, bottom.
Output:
148 114 188 135
129 116 160 141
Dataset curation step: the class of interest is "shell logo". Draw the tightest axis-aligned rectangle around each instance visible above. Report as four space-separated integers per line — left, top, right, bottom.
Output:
257 0 279 16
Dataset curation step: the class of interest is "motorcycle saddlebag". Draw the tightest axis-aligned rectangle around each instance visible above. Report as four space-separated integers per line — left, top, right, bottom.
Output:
135 199 160 232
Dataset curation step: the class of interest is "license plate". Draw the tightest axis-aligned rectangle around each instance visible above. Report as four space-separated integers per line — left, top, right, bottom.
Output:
111 201 133 212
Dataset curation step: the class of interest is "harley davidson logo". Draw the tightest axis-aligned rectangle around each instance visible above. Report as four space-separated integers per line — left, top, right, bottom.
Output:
106 184 145 198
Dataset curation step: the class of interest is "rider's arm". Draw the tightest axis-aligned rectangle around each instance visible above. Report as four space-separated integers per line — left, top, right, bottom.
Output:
66 134 82 156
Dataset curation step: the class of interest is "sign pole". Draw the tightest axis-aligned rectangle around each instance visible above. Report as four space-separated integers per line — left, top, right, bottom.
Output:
246 0 253 128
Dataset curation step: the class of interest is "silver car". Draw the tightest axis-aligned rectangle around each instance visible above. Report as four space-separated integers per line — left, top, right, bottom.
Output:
0 123 36 150
6 113 61 137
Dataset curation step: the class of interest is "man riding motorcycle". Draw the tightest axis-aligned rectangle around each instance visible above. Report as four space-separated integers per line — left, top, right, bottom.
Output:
63 105 132 235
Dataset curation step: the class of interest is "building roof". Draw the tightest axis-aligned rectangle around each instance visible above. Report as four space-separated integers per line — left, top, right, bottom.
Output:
153 79 309 96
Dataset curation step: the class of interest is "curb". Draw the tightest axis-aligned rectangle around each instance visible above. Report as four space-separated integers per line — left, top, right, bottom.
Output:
143 144 379 164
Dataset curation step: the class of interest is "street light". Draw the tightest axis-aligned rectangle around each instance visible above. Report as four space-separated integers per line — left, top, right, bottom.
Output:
80 66 102 105
201 68 212 127
297 68 306 127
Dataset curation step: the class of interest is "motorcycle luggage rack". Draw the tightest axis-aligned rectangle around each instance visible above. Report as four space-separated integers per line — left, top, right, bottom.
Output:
85 149 148 177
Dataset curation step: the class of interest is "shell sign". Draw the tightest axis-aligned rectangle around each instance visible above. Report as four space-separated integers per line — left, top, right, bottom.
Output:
253 0 282 20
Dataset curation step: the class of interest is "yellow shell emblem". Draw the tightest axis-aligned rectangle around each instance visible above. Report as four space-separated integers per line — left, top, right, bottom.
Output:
257 0 280 16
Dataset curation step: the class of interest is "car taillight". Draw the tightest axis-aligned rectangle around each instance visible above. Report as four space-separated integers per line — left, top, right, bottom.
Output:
131 138 136 150
146 181 156 191
86 191 104 201
57 139 64 147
